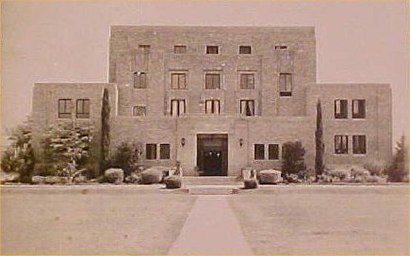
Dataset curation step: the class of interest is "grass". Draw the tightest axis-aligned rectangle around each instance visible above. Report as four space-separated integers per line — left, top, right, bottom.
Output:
229 185 409 254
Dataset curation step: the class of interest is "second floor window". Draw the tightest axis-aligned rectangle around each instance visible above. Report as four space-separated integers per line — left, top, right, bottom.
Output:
134 72 147 88
335 135 348 154
132 106 146 116
205 100 220 114
206 46 219 54
76 99 90 118
171 73 187 89
279 73 292 96
205 74 221 89
171 99 186 116
240 100 255 116
353 135 366 154
352 99 366 119
240 74 255 89
335 99 348 119
58 99 72 118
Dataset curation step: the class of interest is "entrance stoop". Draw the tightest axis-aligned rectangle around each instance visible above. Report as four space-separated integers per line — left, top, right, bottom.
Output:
188 185 240 195
182 176 241 186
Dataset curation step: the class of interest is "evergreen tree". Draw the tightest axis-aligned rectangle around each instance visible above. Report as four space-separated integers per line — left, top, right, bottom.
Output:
315 99 325 179
386 135 408 182
282 141 307 177
100 88 111 174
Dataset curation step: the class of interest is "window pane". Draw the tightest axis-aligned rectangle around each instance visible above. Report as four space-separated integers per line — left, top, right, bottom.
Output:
254 144 265 160
279 73 292 96
268 144 279 160
160 144 170 159
146 144 157 160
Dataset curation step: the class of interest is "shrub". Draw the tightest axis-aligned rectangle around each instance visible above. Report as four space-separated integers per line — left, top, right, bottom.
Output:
164 176 182 189
364 175 387 184
328 168 350 181
244 179 258 189
363 160 386 176
350 166 370 178
108 142 143 177
385 136 408 182
281 141 306 178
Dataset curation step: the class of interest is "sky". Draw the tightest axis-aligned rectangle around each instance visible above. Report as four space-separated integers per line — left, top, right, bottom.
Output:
1 0 408 144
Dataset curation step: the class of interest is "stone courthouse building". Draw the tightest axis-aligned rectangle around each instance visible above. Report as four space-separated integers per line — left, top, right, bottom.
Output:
32 26 392 176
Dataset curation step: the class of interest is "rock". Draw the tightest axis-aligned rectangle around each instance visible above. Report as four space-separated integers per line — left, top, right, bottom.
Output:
164 176 182 189
241 167 256 180
104 168 124 184
1 171 20 183
258 169 282 184
125 173 141 184
139 166 168 184
286 174 301 183
31 176 46 184
73 175 87 184
44 176 69 185
244 179 258 189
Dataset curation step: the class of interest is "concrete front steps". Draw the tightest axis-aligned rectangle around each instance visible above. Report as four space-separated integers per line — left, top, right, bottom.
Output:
181 176 242 195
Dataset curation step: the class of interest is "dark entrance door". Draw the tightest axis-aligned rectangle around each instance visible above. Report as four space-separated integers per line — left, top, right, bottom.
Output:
197 134 228 176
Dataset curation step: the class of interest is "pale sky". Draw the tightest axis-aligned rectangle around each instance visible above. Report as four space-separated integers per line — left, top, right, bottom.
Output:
1 1 408 144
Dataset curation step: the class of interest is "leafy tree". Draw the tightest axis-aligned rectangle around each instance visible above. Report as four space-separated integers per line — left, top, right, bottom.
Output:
41 123 94 182
385 135 408 182
100 88 111 174
315 99 325 179
108 142 143 176
282 141 307 178
1 120 36 183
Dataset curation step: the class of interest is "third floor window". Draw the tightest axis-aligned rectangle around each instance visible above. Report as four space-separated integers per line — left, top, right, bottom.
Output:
240 73 255 89
239 46 252 54
171 73 187 89
206 46 219 54
205 73 221 89
174 45 187 54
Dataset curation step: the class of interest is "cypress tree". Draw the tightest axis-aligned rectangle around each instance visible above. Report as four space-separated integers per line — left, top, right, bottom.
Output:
100 88 110 175
315 98 325 179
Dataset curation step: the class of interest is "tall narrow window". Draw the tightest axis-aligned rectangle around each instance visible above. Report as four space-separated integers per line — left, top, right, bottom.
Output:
76 99 90 118
174 45 187 54
268 144 279 160
171 73 187 89
352 99 366 119
240 100 255 116
353 135 366 154
206 46 219 54
132 106 146 116
58 99 72 118
205 74 221 89
240 74 255 89
146 144 157 160
334 99 348 119
335 135 349 154
171 99 186 116
279 73 292 96
205 100 220 114
254 144 265 160
160 144 171 159
239 46 252 54
134 72 147 88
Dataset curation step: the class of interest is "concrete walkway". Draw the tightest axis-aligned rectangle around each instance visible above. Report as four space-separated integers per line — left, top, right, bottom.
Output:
168 195 253 254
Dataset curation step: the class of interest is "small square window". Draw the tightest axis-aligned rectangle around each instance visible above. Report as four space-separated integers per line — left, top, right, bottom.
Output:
268 144 279 160
134 72 147 88
206 46 219 54
239 46 251 54
335 135 348 154
353 135 366 154
254 144 265 160
132 106 146 116
174 45 187 54
160 144 171 159
76 99 90 118
335 99 348 119
279 73 292 96
352 99 366 119
146 144 157 160
139 45 150 54
240 74 255 89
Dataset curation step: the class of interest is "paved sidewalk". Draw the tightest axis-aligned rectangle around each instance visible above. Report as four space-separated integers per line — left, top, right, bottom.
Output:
168 195 253 254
